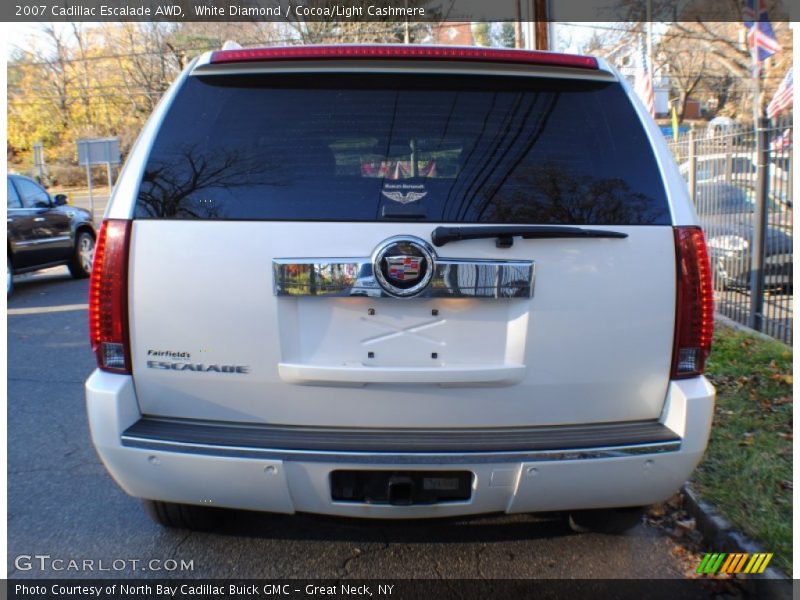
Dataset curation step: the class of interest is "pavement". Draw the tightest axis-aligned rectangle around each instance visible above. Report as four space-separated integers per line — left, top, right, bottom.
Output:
5 268 701 581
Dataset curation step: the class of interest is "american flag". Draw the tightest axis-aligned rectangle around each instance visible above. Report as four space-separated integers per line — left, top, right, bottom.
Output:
635 40 655 117
743 0 781 73
767 69 793 119
771 128 791 151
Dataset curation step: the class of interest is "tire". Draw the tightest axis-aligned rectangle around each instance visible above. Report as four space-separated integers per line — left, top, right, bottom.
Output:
143 500 221 531
7 257 13 296
568 506 645 534
68 231 95 279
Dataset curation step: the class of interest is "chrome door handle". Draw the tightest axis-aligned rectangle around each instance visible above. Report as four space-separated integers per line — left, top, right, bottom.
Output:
33 217 46 222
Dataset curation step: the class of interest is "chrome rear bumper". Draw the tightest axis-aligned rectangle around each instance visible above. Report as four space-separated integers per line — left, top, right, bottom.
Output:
87 371 714 518
121 417 681 464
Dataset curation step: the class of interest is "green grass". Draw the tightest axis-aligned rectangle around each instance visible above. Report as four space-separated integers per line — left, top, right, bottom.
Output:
694 324 792 575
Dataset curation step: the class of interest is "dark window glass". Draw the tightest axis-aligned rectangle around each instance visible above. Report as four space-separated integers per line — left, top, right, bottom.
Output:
15 177 50 208
136 74 670 225
7 178 22 208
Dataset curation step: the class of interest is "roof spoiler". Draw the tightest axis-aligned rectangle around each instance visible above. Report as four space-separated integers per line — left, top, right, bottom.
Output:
207 44 599 70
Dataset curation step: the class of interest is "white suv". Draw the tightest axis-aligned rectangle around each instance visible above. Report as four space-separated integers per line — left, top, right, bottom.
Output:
86 45 715 532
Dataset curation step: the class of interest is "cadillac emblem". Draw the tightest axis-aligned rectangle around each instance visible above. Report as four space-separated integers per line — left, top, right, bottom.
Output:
372 236 435 297
386 256 422 282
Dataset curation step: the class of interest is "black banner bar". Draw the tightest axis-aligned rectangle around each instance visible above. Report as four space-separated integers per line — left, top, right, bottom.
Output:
2 0 793 23
6 578 789 600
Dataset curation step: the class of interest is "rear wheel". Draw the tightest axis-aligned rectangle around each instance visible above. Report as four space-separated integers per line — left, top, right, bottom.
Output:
68 231 95 279
143 500 221 531
568 506 645 534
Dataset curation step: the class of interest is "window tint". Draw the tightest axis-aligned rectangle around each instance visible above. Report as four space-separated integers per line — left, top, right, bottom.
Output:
7 178 22 208
137 74 670 225
15 177 50 208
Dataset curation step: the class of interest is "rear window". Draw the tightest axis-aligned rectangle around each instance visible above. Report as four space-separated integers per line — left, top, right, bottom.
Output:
136 73 670 225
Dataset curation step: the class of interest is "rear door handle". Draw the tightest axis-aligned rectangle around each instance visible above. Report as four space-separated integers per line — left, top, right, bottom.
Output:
33 217 46 222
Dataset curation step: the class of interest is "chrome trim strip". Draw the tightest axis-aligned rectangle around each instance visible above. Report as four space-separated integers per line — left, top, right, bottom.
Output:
120 436 681 465
273 258 534 299
15 236 71 247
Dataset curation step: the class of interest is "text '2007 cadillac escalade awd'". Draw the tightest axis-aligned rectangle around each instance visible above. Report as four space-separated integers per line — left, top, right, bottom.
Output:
86 45 715 532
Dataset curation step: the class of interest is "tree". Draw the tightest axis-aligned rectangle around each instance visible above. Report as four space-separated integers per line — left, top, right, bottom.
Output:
656 27 708 120
473 23 491 47
497 23 516 48
664 21 793 119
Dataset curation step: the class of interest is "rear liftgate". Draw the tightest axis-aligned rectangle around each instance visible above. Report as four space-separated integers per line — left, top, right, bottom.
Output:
273 234 536 385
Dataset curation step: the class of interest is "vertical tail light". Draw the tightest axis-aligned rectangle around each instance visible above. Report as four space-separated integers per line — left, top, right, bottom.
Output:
672 226 714 378
89 219 132 374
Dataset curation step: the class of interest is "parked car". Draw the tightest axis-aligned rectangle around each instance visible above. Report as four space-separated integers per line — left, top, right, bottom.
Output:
679 153 790 191
7 174 96 295
86 45 715 534
705 116 736 140
696 182 792 292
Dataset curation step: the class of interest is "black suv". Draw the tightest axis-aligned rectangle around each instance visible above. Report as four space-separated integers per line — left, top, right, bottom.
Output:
7 174 96 295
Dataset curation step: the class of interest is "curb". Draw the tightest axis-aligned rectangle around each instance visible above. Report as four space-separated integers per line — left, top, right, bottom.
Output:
681 483 790 599
714 314 789 346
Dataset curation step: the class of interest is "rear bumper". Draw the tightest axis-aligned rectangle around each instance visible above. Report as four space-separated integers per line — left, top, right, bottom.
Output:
86 371 714 518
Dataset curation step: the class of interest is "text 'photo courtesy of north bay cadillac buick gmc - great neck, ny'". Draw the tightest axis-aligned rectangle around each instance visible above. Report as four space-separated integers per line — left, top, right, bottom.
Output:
85 44 715 533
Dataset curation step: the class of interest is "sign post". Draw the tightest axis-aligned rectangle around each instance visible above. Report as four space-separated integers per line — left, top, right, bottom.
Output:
77 138 121 219
32 142 45 183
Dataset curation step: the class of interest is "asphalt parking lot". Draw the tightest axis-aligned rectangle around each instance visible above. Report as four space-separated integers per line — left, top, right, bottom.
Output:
6 268 700 581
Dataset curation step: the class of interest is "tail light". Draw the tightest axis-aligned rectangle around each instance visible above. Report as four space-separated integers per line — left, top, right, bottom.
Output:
672 226 714 378
89 219 132 374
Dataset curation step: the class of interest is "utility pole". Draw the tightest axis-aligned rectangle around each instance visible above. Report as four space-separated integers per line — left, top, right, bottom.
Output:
534 0 549 50
518 0 545 50
403 0 410 43
515 0 523 49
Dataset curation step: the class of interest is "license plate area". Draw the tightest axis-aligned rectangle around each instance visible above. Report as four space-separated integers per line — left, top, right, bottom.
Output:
330 470 473 505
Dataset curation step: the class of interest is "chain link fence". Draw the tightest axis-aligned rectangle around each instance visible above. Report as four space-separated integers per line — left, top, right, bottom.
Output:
667 116 793 344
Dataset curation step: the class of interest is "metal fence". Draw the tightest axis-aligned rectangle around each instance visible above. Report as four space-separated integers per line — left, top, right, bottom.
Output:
667 116 793 344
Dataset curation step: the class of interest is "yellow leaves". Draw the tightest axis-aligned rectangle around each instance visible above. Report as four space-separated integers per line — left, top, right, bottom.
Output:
770 373 792 386
8 23 184 160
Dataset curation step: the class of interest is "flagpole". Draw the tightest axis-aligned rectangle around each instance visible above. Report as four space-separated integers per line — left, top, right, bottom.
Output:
752 47 762 126
646 0 653 74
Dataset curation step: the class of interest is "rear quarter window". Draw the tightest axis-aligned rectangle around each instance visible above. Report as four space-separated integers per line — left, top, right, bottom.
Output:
136 73 670 225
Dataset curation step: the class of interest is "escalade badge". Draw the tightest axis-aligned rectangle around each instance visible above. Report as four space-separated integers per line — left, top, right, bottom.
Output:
372 236 436 298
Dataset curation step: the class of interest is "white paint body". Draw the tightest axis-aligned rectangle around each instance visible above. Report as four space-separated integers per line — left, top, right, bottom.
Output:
87 52 715 517
128 222 677 427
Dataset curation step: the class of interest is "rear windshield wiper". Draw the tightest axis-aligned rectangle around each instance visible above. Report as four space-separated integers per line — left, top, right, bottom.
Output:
431 225 628 248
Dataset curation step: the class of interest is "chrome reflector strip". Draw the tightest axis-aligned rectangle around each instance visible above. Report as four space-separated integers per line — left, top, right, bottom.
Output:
273 258 534 299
